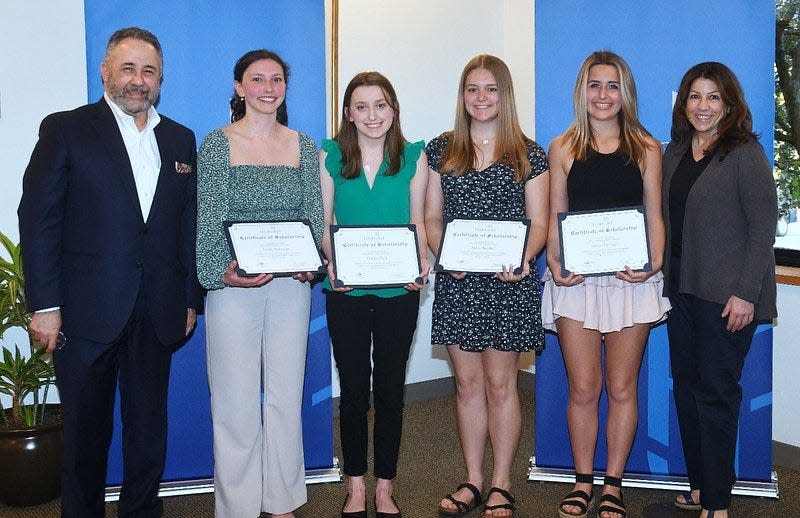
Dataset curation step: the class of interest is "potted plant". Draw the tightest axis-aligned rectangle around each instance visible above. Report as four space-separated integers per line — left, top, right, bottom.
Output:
0 231 63 506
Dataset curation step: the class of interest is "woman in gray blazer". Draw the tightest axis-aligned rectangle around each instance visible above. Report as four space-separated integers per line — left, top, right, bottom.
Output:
662 62 777 518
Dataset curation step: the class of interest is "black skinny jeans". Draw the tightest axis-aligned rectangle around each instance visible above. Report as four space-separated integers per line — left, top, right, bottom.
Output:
326 290 420 479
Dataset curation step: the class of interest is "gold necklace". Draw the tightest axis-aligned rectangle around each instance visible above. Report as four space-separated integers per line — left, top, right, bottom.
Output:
473 135 496 146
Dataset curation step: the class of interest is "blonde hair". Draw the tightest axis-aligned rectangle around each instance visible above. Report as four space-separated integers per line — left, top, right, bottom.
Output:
440 55 531 181
563 51 653 166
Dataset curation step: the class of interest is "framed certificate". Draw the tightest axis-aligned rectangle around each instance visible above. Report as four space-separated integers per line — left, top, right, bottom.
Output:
330 225 422 288
224 220 324 276
557 206 651 277
434 218 531 275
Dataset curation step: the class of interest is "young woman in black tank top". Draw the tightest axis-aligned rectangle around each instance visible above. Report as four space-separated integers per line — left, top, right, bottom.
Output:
543 51 670 518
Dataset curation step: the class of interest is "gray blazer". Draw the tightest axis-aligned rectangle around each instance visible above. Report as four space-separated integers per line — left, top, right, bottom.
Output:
662 138 777 320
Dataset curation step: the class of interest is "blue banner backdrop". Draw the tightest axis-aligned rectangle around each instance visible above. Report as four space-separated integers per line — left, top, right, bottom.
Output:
532 0 775 489
82 0 333 486
534 0 774 156
535 325 773 481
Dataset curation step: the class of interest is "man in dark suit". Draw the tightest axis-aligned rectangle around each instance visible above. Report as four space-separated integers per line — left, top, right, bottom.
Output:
18 27 202 518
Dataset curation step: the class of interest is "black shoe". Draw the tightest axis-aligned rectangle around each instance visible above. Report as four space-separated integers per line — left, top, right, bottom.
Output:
376 495 401 518
341 492 367 518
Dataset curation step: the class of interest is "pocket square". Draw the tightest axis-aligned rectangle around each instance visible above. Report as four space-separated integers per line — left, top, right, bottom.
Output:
175 161 193 175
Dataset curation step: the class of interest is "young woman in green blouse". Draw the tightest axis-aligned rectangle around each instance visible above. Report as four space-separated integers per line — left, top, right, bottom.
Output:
320 71 429 518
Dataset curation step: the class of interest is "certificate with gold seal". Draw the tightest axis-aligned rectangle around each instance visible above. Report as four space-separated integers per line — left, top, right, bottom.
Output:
224 220 323 276
330 225 422 288
557 206 651 277
434 218 531 275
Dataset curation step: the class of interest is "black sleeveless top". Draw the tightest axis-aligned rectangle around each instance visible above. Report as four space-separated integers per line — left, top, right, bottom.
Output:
567 149 643 211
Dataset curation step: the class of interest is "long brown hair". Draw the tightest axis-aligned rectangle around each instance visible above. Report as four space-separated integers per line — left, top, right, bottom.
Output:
334 71 406 179
563 51 654 166
671 61 757 157
440 55 531 181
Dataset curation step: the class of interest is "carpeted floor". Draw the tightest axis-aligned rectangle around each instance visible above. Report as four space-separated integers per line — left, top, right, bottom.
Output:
2 389 798 517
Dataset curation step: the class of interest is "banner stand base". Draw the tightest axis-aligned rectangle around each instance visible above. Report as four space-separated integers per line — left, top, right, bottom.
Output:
105 457 342 502
305 456 343 485
527 457 778 499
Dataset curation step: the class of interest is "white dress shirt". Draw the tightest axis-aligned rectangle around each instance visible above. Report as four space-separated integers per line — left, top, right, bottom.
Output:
104 92 162 221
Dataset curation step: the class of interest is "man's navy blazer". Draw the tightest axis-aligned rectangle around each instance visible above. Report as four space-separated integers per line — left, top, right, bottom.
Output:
19 98 204 346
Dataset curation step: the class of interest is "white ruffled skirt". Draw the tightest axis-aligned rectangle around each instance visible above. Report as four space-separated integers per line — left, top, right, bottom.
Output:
541 268 671 333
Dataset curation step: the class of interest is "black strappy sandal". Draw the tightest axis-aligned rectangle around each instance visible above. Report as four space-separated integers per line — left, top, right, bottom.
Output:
558 473 594 518
597 475 627 518
483 486 515 516
438 483 483 516
673 490 701 511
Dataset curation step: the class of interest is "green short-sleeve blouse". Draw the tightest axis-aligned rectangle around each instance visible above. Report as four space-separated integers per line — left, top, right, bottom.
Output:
322 138 424 298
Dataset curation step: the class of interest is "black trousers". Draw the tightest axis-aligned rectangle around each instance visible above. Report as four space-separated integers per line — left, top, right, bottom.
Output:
667 258 755 511
54 288 173 518
326 291 420 479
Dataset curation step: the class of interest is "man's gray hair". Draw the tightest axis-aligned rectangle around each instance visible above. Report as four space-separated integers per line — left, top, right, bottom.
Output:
104 27 163 64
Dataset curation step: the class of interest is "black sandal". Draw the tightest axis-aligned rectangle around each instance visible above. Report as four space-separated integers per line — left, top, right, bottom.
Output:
673 490 701 511
438 483 482 516
597 475 627 518
558 473 594 518
483 487 515 516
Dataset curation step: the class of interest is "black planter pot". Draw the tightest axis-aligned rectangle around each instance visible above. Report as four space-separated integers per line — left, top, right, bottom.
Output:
0 405 63 506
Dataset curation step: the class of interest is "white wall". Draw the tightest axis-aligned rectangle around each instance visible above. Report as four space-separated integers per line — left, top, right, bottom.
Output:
773 283 800 447
0 0 86 407
0 1 87 241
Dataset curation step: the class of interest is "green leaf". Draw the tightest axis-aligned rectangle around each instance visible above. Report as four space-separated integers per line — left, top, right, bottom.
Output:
0 232 53 428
